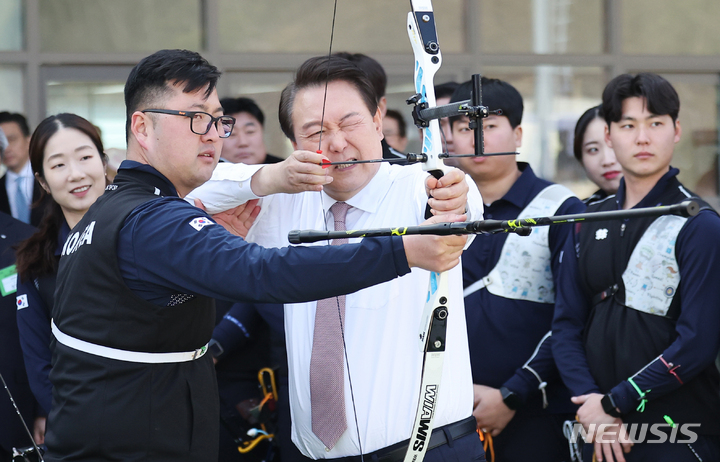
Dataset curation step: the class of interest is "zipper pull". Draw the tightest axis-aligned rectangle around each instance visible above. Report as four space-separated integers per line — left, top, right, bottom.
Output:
620 222 626 237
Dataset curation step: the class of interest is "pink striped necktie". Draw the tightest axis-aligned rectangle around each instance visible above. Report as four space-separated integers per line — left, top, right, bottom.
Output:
310 201 351 449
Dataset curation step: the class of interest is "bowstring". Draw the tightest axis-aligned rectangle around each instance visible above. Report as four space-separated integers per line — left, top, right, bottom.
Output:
316 0 338 155
317 1 365 459
438 118 450 157
318 0 338 227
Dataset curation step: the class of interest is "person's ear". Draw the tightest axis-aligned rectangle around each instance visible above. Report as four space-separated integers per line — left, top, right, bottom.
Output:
35 172 50 194
673 119 682 144
514 126 523 148
378 96 387 119
131 112 153 151
373 108 383 139
604 124 613 149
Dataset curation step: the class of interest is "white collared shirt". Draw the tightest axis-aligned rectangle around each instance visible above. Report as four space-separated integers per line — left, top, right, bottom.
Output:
5 161 34 220
246 163 483 458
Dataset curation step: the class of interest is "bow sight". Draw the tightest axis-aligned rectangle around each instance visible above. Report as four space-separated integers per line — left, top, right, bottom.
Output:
407 74 520 159
320 75 519 169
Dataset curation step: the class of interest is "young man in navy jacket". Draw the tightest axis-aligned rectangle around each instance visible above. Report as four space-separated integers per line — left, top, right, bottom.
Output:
553 73 720 462
452 78 585 461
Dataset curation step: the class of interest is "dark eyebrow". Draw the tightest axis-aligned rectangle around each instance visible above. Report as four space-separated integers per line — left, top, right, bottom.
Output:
189 103 224 115
339 112 361 123
301 120 322 132
301 111 363 132
45 152 65 162
620 113 663 122
45 145 94 161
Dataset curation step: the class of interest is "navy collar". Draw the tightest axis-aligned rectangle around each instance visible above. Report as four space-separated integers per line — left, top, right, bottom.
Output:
117 160 179 197
493 162 538 209
614 167 680 210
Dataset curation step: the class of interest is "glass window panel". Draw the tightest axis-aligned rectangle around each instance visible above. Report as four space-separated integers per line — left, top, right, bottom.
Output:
223 72 295 159
219 0 464 54
623 0 720 55
480 0 603 54
39 0 202 53
481 66 606 197
0 66 25 113
0 0 23 51
46 81 128 156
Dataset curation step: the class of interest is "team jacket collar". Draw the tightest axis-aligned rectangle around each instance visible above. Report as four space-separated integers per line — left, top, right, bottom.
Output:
614 167 681 210
116 160 179 197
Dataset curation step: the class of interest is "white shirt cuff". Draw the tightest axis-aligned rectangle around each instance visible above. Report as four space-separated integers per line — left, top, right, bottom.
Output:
185 162 264 214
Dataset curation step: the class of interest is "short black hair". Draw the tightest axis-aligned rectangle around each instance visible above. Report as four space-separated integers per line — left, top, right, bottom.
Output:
333 52 387 100
573 105 602 162
434 82 460 101
449 77 524 128
0 111 30 137
601 73 680 128
279 56 378 143
220 97 265 127
124 49 221 141
384 109 407 138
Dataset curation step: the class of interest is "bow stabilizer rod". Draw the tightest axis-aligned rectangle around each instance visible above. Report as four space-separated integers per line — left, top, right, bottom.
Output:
288 200 699 244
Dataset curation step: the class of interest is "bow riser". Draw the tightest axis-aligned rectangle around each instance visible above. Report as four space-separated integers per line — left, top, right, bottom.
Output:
408 1 448 177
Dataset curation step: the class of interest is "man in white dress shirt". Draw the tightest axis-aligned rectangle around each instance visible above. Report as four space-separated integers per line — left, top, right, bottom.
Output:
250 56 485 461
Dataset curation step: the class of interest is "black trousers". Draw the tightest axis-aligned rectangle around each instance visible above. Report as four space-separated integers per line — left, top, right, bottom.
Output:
327 418 486 462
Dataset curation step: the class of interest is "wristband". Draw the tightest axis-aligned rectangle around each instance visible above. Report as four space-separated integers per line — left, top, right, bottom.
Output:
601 393 622 417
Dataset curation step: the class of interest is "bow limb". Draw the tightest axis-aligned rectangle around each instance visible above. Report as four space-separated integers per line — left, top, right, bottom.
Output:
407 0 452 349
408 0 449 178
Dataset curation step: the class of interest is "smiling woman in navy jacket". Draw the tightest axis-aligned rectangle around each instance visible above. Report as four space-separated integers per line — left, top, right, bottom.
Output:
15 113 109 444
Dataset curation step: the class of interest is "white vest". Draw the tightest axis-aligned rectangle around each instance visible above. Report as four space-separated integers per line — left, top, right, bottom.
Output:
464 184 575 304
622 215 686 317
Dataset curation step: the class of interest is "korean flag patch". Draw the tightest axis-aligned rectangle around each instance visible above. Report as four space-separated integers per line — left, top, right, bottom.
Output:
16 294 28 310
189 217 215 232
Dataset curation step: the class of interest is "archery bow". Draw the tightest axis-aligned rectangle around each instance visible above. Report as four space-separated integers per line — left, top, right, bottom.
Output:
309 2 482 461
403 3 454 462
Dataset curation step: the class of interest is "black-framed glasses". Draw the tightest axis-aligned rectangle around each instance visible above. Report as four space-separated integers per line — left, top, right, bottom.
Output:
141 109 236 138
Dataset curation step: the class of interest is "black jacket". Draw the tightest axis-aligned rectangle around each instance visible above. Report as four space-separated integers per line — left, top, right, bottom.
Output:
0 212 38 457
